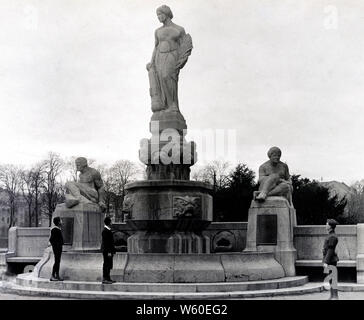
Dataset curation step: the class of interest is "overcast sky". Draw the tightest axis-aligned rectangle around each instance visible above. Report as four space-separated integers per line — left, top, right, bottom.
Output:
1 0 364 184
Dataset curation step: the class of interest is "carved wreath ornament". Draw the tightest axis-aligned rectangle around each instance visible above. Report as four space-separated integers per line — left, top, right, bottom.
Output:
173 196 201 218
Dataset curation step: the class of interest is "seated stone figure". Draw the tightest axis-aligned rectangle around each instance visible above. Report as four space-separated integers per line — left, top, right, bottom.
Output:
65 157 106 211
255 147 293 205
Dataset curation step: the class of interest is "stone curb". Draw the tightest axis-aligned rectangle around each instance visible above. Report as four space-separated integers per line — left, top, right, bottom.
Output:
15 274 309 293
1 281 324 300
338 283 364 292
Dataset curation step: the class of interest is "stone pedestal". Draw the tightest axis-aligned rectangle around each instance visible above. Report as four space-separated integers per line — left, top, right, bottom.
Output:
52 203 103 251
356 224 364 283
244 196 297 277
34 250 284 283
139 110 197 181
124 180 213 254
128 231 210 254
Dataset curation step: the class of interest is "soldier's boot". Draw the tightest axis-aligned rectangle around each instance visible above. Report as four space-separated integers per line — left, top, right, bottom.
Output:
332 288 339 300
329 287 339 300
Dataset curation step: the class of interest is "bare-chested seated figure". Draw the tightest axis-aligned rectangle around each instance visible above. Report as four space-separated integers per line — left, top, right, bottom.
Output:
255 147 293 205
65 157 106 211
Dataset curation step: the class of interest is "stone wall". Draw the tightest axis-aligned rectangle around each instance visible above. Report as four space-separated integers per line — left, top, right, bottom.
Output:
112 222 248 253
3 223 359 260
294 225 357 261
204 222 247 252
3 223 364 283
7 227 51 257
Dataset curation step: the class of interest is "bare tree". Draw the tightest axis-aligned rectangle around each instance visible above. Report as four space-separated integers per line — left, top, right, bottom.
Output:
109 160 139 221
111 160 139 195
42 152 65 226
96 164 115 216
192 160 231 190
20 169 35 227
0 164 21 228
346 180 364 223
32 162 46 227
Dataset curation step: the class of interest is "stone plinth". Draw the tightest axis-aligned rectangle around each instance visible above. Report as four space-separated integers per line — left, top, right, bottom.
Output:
124 180 213 253
150 110 187 133
139 110 197 180
52 203 103 251
125 180 212 221
34 250 284 283
128 231 210 254
244 196 297 277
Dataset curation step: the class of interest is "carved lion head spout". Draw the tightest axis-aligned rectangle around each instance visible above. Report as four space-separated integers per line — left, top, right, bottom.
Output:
173 196 201 218
182 203 195 217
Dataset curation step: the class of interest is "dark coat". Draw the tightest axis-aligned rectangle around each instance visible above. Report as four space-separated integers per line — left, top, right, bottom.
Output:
101 227 116 254
322 231 339 265
49 227 64 251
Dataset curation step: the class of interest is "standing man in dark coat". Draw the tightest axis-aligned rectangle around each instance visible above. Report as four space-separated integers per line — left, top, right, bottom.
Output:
101 216 116 284
49 216 64 281
323 218 339 300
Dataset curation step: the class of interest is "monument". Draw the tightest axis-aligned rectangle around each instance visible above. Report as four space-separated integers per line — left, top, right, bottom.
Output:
48 157 105 251
245 147 297 276
21 6 303 293
118 6 285 282
254 146 293 204
31 158 106 280
125 4 212 257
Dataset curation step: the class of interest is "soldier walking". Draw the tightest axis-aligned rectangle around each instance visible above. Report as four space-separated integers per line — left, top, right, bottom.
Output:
323 219 339 300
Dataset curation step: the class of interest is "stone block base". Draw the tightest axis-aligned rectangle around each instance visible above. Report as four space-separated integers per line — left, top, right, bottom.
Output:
34 251 285 283
245 196 297 277
128 231 210 254
52 203 103 251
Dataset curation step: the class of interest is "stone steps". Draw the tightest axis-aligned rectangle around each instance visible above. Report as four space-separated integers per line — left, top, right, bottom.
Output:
337 283 364 292
1 280 325 299
1 274 326 299
16 274 308 292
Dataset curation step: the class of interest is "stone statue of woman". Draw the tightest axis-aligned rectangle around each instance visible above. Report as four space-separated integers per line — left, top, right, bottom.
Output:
146 5 193 112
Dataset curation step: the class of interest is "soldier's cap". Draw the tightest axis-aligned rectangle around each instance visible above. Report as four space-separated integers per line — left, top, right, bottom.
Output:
327 219 338 228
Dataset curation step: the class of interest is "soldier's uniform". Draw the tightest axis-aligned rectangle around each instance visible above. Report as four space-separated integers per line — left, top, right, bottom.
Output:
323 225 339 299
322 230 339 266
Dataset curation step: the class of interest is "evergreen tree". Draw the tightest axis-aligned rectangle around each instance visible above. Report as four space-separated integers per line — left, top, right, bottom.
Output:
214 163 257 222
291 175 347 224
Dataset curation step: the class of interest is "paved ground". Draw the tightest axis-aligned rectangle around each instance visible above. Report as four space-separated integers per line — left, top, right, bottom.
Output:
0 284 364 300
247 291 364 300
1 291 364 300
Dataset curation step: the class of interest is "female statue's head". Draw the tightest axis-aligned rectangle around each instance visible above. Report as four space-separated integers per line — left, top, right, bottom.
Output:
156 5 173 21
